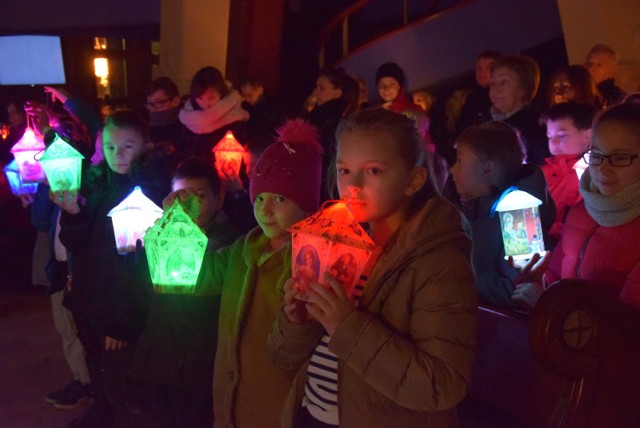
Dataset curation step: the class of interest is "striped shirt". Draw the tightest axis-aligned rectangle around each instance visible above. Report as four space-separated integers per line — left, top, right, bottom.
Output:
302 275 367 425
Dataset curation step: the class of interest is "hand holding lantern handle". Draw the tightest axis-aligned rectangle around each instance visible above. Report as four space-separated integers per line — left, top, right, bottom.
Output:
104 336 127 351
218 159 243 192
305 272 356 336
509 251 552 311
24 101 52 137
50 190 80 214
44 86 70 105
282 278 312 324
162 188 195 210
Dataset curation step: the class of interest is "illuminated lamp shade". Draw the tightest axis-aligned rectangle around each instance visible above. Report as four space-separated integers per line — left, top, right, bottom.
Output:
107 186 163 254
39 134 85 193
494 189 545 261
143 197 207 294
3 159 38 195
212 131 246 177
288 201 376 300
10 127 46 183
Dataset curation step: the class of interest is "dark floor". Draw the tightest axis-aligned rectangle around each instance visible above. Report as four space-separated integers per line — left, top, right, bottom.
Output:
0 286 88 427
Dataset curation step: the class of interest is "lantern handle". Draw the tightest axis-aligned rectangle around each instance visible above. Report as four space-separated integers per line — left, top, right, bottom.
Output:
307 199 343 222
490 186 518 217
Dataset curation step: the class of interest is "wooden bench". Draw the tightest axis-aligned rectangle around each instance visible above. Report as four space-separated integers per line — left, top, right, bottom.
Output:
459 279 640 428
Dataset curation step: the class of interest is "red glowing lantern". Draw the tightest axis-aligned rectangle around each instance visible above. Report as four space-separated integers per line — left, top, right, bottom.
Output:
107 186 163 254
10 127 46 183
212 130 246 177
288 201 376 300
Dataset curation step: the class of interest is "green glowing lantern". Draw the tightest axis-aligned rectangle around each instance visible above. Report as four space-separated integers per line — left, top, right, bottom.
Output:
495 189 545 260
289 201 376 301
107 186 163 254
39 134 85 193
10 127 46 183
143 197 207 294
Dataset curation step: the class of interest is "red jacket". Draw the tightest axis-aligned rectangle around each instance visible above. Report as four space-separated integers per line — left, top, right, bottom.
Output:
541 155 584 243
544 201 640 310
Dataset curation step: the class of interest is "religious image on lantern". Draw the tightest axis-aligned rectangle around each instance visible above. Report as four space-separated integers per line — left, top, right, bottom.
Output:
329 252 358 290
10 127 46 184
212 131 246 178
499 209 544 259
495 189 545 261
292 245 321 292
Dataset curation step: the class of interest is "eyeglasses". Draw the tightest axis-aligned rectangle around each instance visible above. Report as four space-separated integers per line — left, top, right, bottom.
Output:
145 98 172 109
582 151 640 167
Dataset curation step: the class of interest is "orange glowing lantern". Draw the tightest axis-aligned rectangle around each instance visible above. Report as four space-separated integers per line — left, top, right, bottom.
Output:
212 131 246 177
10 127 46 183
107 186 163 254
288 201 376 300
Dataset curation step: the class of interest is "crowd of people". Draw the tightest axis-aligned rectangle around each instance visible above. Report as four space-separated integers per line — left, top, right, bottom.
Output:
0 40 639 428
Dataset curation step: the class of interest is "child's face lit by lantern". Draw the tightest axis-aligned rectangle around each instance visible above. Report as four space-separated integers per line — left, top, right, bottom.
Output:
589 122 640 196
253 192 306 240
546 118 591 156
336 130 416 230
103 124 146 175
196 87 221 110
172 177 223 228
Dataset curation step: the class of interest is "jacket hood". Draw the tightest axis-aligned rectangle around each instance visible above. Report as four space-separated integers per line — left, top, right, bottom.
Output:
373 197 472 280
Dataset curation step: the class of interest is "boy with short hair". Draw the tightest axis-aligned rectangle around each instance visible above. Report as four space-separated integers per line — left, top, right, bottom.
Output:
541 102 595 242
131 157 239 428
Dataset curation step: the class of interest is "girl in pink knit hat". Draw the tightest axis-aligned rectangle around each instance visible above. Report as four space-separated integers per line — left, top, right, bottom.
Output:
166 118 323 428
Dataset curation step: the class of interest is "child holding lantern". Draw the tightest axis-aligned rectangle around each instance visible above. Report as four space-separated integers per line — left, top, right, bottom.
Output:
53 110 170 427
131 158 239 428
511 103 640 312
268 109 477 427
448 121 555 309
166 118 323 427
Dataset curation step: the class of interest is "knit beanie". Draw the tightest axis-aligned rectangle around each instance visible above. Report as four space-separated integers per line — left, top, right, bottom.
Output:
249 118 323 214
375 62 406 87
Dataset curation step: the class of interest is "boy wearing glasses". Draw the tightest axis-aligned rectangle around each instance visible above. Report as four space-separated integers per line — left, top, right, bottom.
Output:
145 77 183 149
512 103 640 312
541 102 594 242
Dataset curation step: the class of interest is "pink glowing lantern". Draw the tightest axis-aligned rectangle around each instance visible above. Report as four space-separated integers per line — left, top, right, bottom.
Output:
107 186 163 254
10 127 46 183
39 134 85 193
289 201 376 300
212 130 246 177
3 159 38 195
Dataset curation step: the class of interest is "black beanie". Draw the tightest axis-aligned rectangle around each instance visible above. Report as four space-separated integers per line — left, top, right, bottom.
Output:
375 62 406 87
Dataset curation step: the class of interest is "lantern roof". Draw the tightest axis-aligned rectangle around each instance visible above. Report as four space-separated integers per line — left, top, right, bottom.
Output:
289 201 375 251
144 198 206 241
107 186 163 217
495 189 542 211
10 127 45 154
39 134 85 161
212 130 245 153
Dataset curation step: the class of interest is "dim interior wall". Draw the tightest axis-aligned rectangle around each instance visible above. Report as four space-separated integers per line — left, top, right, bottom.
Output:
158 0 231 95
338 0 564 104
557 0 640 92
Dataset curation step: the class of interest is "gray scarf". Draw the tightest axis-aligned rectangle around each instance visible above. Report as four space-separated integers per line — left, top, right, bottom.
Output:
579 171 640 226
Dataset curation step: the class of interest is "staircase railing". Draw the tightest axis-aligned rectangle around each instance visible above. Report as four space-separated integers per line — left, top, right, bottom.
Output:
318 0 477 67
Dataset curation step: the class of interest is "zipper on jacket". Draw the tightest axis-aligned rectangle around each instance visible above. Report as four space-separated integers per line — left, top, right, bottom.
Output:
575 226 598 278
